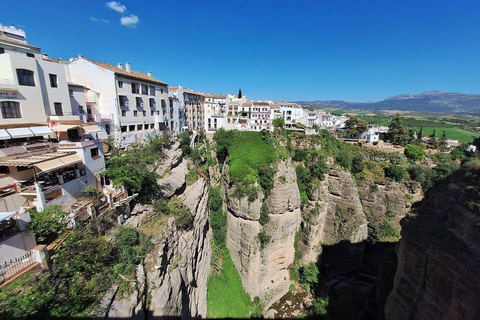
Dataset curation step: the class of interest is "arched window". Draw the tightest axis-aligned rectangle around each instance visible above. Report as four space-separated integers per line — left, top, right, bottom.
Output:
16 69 35 86
1 101 21 118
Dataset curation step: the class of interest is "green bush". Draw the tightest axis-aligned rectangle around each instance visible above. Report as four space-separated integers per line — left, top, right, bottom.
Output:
293 149 309 162
351 155 365 174
258 164 275 197
257 230 270 250
311 159 329 180
259 203 270 226
299 262 319 290
179 131 192 155
335 151 352 170
27 205 66 243
404 144 425 162
384 164 407 182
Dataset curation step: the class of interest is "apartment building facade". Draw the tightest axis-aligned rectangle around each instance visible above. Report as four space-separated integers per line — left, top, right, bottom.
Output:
167 86 186 134
67 57 168 147
184 89 205 130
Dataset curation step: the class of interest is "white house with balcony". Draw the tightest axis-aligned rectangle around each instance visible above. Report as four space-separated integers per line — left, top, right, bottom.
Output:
67 57 168 148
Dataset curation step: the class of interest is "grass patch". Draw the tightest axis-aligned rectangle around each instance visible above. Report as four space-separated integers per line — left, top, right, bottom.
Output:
409 126 477 143
228 131 277 182
207 251 257 318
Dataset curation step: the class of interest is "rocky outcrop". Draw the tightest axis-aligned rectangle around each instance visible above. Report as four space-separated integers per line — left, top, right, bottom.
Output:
94 265 146 319
301 168 369 263
385 168 480 320
156 142 187 198
147 178 211 319
226 160 302 308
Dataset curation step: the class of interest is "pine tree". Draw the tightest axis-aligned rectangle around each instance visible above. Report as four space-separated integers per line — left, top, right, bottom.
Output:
387 114 409 145
238 88 242 98
442 130 447 140
430 129 436 139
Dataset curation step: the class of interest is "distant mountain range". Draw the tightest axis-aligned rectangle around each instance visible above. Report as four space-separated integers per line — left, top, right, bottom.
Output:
295 91 480 114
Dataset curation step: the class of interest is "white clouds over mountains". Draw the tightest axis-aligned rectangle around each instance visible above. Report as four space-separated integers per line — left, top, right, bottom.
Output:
105 1 140 28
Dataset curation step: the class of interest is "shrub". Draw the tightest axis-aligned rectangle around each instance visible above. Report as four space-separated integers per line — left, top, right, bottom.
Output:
299 262 319 290
258 164 275 197
335 151 352 170
351 155 365 174
179 131 191 155
259 203 270 226
27 205 66 243
384 164 406 182
311 159 329 180
114 226 138 247
404 144 425 162
293 149 309 162
81 185 103 200
257 230 270 250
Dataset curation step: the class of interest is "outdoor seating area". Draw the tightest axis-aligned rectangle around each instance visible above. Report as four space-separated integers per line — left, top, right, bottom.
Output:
0 214 20 241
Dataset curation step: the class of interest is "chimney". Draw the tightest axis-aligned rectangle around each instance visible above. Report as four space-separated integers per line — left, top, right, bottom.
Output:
117 63 123 69
41 53 48 59
147 71 152 77
125 62 131 72
78 54 83 58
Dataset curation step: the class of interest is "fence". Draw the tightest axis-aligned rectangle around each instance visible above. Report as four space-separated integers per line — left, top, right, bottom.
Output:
0 251 36 285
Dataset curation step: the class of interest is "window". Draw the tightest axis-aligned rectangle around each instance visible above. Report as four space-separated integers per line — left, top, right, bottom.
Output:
90 147 99 158
149 98 156 108
54 102 63 116
144 124 149 130
121 110 127 117
150 123 154 129
161 99 167 108
134 110 138 117
136 97 143 108
137 125 142 131
49 74 58 87
169 99 174 108
129 125 135 132
131 83 139 94
142 110 146 116
105 124 111 135
118 81 123 88
149 86 155 96
26 53 34 58
157 111 160 115
160 88 163 94
119 95 128 107
79 106 85 114
0 48 4 54
151 110 154 116
121 126 127 132
142 85 148 95
16 69 35 86
1 101 21 118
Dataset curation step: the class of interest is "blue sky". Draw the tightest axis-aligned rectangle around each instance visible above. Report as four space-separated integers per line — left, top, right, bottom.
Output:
4 0 480 101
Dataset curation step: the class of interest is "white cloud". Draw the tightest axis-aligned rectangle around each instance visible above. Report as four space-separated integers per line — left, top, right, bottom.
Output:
90 17 109 23
120 14 139 28
106 1 127 13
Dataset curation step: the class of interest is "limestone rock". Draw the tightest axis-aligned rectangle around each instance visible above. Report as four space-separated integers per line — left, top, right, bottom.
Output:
148 178 211 318
265 160 301 215
225 182 264 221
385 169 480 320
157 160 187 198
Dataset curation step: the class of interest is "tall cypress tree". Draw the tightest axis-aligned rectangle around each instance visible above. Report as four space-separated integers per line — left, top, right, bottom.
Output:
418 126 423 140
238 88 242 98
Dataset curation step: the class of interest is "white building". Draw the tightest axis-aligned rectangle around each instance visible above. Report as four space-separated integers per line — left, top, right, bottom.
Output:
67 57 168 147
167 86 187 134
277 101 303 125
205 94 227 132
250 101 272 131
183 89 205 130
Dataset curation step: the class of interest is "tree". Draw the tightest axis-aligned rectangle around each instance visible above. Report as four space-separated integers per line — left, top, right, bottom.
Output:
81 185 103 203
238 88 242 98
430 129 436 139
300 262 319 290
387 114 409 145
273 117 285 128
344 116 368 137
404 144 425 162
418 126 423 140
27 205 66 243
384 164 407 182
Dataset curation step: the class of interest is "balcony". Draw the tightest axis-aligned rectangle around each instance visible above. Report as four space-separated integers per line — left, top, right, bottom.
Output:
49 112 82 122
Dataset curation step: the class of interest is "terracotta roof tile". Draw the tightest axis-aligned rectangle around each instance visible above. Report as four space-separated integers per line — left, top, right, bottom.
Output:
0 34 40 51
84 59 168 86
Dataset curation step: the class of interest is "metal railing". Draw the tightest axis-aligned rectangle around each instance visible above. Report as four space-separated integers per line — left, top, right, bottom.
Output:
0 251 36 285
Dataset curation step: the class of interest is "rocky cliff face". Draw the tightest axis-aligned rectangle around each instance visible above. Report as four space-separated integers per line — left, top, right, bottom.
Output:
301 168 369 264
385 167 480 320
225 160 302 307
147 177 211 319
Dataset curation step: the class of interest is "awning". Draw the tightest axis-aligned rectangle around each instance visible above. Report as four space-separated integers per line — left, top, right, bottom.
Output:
59 154 82 166
0 212 16 222
0 88 18 92
29 126 54 137
82 125 102 134
34 158 67 174
51 125 80 132
6 128 34 138
0 129 11 140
